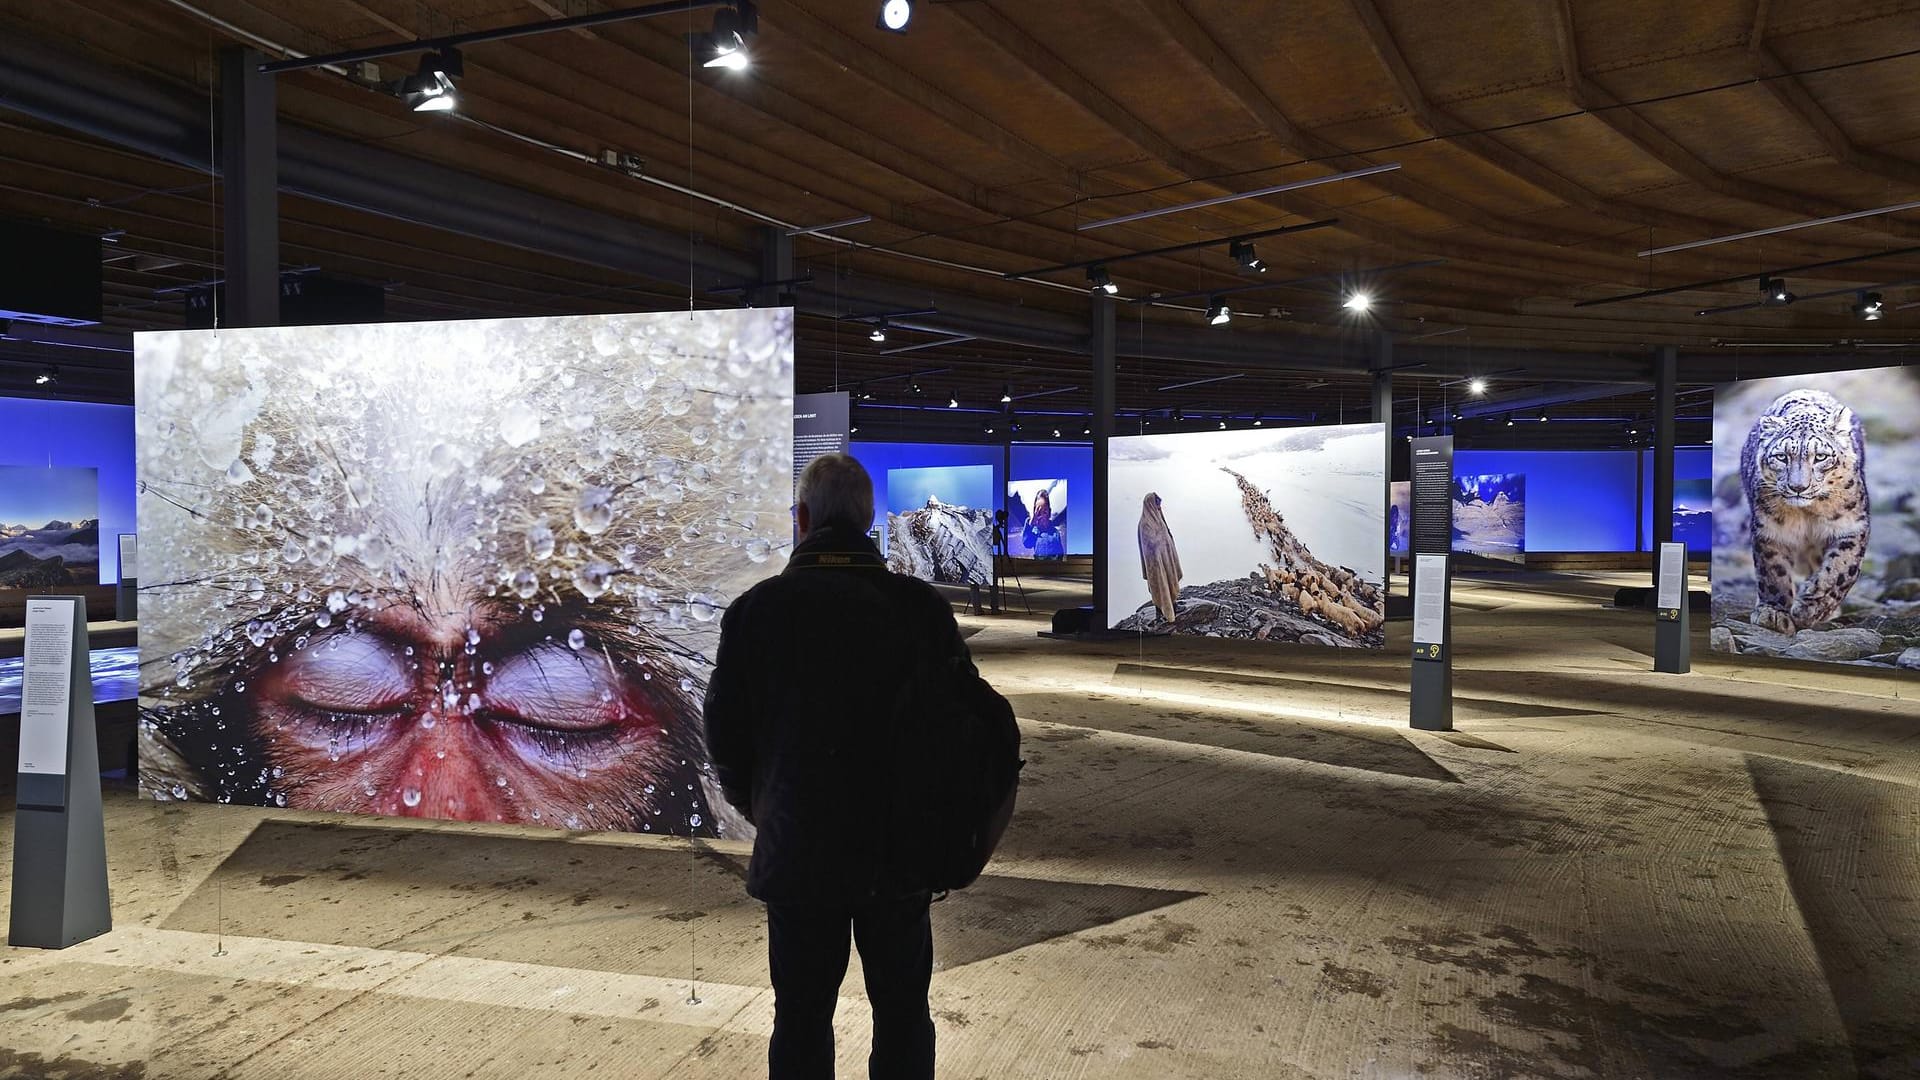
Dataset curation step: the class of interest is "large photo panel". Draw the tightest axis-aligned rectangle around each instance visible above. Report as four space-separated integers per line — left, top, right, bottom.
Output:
885 464 994 585
135 310 795 836
1711 366 1920 668
0 464 100 586
1107 422 1387 646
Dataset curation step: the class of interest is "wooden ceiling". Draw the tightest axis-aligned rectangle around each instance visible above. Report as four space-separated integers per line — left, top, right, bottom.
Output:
2 0 1919 424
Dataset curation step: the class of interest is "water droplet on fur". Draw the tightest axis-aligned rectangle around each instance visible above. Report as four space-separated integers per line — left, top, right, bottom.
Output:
574 487 614 534
402 786 422 808
567 628 587 650
499 403 541 447
573 561 613 600
526 523 556 561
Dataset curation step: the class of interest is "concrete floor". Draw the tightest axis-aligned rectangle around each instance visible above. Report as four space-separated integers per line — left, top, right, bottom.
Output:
2 572 1916 1079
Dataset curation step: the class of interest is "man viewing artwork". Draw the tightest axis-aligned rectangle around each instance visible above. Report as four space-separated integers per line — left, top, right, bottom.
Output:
134 310 794 837
705 452 1016 1080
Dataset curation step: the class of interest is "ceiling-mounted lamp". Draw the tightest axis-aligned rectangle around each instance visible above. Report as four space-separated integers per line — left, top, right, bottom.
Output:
1760 276 1795 306
34 366 59 386
700 1 756 70
947 395 960 409
999 384 1013 404
1252 418 1263 427
856 383 872 401
1087 265 1119 295
1854 291 1885 321
868 321 889 343
1505 414 1515 427
1206 296 1232 326
1343 291 1373 313
1081 423 1092 436
1468 378 1487 396
1218 419 1228 429
908 379 922 395
877 0 913 33
1229 239 1266 273
401 48 462 112
983 419 996 435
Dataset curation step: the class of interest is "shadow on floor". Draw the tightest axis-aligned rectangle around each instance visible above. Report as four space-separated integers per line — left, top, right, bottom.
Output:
161 820 1201 979
1748 755 1920 1079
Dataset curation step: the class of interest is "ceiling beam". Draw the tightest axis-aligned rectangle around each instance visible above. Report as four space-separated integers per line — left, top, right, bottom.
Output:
1550 0 1920 239
1748 0 1920 191
1127 0 1601 250
946 3 1709 291
1339 0 1752 246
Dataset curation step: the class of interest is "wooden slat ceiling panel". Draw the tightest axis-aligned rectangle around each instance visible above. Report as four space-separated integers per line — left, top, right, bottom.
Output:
0 0 1915 374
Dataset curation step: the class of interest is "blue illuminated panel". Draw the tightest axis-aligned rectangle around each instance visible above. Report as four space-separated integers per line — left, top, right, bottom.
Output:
0 397 135 583
1453 449 1640 552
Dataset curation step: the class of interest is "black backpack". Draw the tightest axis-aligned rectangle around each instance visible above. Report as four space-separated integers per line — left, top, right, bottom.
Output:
887 601 1023 893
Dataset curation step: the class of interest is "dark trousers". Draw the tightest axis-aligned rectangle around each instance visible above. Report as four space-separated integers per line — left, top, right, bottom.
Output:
766 894 935 1080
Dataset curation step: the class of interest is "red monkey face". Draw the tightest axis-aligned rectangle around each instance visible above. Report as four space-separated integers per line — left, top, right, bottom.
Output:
248 603 690 829
134 310 795 838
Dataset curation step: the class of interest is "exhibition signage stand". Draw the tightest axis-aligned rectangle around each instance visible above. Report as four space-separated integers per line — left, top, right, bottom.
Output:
1654 541 1691 674
8 596 112 949
116 533 137 621
1410 554 1454 731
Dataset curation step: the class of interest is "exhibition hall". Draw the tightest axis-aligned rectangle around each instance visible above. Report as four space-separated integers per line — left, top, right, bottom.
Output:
1 2 1918 1077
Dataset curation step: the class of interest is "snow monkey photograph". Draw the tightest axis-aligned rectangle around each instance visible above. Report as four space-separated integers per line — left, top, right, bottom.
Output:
1711 366 1920 670
1106 422 1387 648
134 310 794 837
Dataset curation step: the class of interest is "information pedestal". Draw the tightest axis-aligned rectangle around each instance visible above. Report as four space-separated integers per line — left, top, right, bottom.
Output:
1654 541 1691 675
1410 554 1454 732
9 596 112 949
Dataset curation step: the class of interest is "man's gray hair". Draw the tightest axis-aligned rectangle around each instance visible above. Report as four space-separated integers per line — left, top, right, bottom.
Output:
797 452 875 532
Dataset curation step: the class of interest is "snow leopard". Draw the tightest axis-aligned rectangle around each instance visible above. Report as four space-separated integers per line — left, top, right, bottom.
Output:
1740 388 1869 634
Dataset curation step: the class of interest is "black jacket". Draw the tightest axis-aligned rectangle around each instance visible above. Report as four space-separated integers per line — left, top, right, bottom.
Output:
703 524 975 906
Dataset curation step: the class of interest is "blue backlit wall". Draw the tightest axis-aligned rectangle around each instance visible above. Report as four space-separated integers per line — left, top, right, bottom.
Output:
1453 449 1640 552
0 397 135 583
1642 447 1712 553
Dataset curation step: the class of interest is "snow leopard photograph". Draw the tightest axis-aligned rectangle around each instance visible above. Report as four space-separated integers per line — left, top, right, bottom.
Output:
1711 366 1920 669
134 310 794 837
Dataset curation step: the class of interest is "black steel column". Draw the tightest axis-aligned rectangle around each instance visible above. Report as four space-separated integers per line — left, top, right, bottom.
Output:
1091 293 1116 630
219 47 278 327
1652 344 1678 572
1372 332 1394 595
753 225 793 309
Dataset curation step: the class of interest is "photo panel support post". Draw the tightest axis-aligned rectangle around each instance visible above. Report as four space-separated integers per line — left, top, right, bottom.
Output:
1655 541 1691 674
1090 292 1116 630
9 596 112 949
1371 333 1393 596
1411 554 1454 731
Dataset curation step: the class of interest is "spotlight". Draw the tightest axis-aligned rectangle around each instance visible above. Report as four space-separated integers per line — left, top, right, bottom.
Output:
1010 418 1021 433
947 395 959 409
850 422 860 434
1218 419 1228 429
1253 418 1263 427
1343 291 1373 313
1760 276 1794 306
1505 414 1514 427
877 0 913 32
1229 240 1266 273
1052 428 1062 439
999 384 1013 404
868 322 888 343
1854 291 1885 321
909 379 922 394
34 366 58 386
1206 296 1232 326
402 48 462 112
1081 424 1092 436
1172 407 1185 421
983 420 996 435
700 1 756 70
1087 265 1119 295
1539 414 1549 422
1468 378 1487 396
856 383 872 401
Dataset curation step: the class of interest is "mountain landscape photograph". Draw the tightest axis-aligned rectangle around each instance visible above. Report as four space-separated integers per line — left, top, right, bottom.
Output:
0 464 101 586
